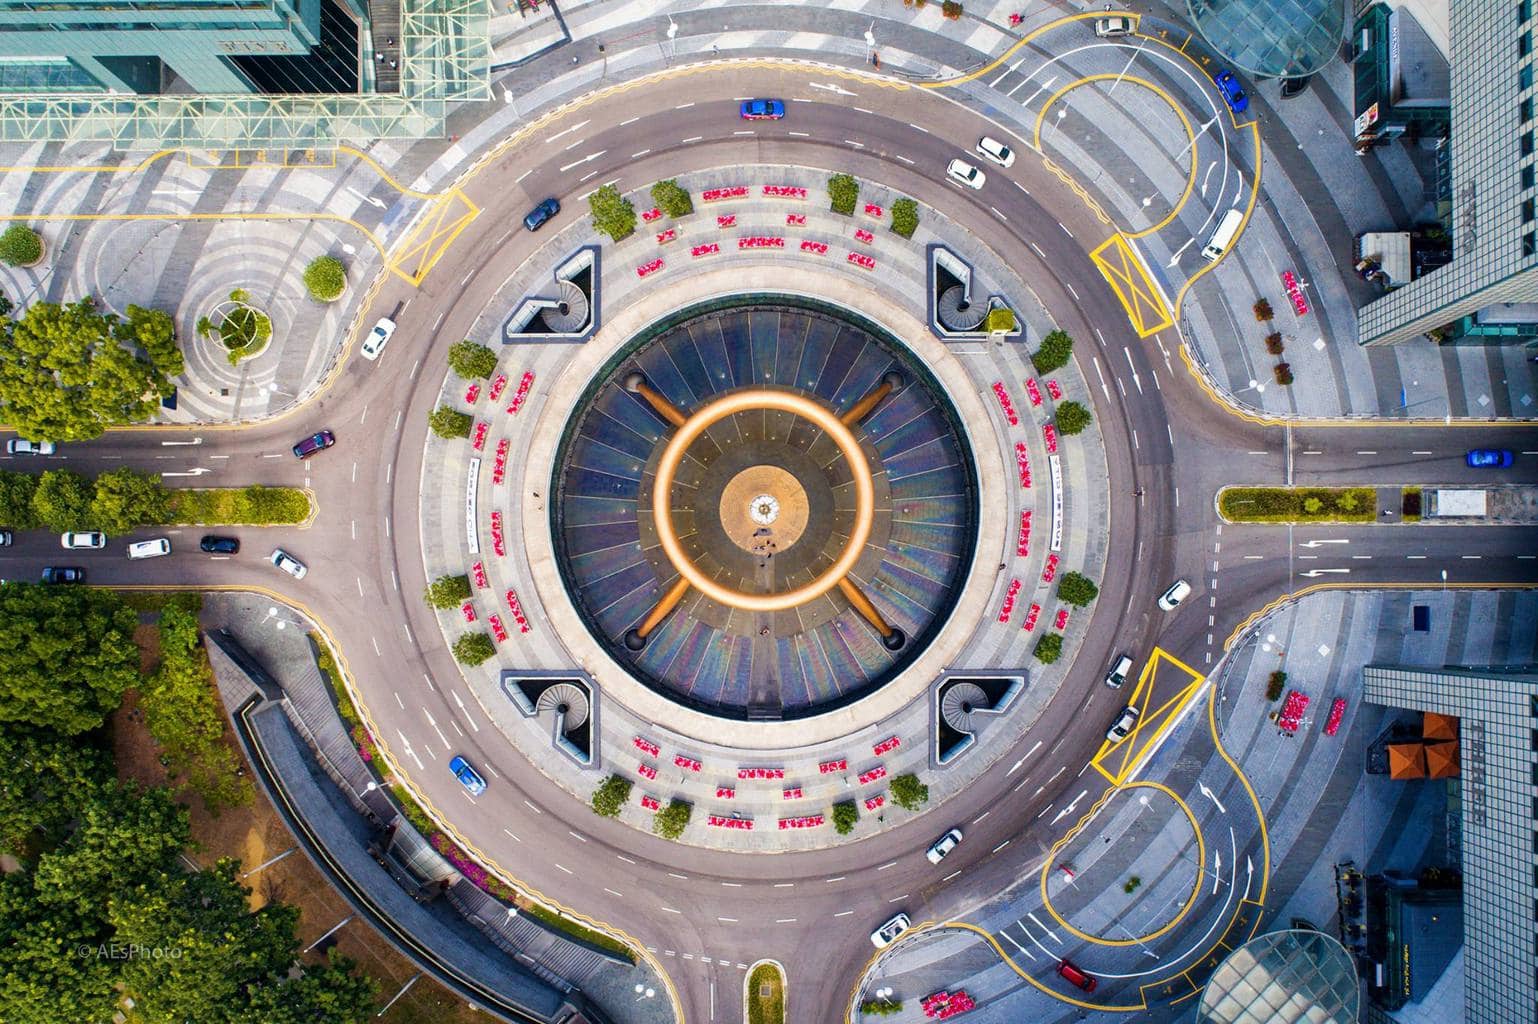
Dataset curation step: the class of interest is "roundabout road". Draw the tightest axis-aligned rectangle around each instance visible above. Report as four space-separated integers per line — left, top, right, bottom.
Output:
4 61 1535 1023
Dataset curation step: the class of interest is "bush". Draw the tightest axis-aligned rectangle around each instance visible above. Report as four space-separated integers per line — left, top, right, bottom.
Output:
832 800 858 835
1254 298 1273 321
452 632 496 666
429 406 474 439
0 469 39 529
860 1000 903 1017
302 256 346 302
650 179 693 218
942 0 963 17
30 468 93 532
88 466 171 535
827 173 859 215
1266 671 1287 702
1402 487 1422 521
1218 487 1377 523
1264 332 1284 355
591 775 632 818
165 486 310 525
1303 496 1322 514
1057 571 1099 607
653 798 691 840
890 197 919 239
0 225 42 266
1055 400 1092 435
1124 875 1142 894
588 184 636 242
890 773 929 810
1274 362 1294 386
447 340 498 379
985 307 1016 334
1034 632 1064 664
424 574 472 610
1032 329 1074 373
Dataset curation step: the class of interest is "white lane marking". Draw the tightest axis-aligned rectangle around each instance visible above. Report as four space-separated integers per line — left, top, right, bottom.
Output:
1002 931 1036 961
992 840 1011 853
661 907 681 914
604 888 624 897
674 102 694 109
788 130 810 137
1066 282 1080 301
370 635 381 655
630 149 651 158
888 894 909 903
720 882 742 888
844 139 865 148
616 855 637 864
973 810 991 824
1030 242 1047 259
357 577 365 597
546 119 589 142
773 882 795 888
907 122 929 133
681 135 703 143
503 829 522 842
619 116 639 126
877 861 897 871
824 876 845 883
567 831 588 843
775 917 797 923
1059 222 1074 238
514 169 532 184
990 206 1008 221
668 872 688 880
522 799 543 814
834 910 854 917
732 130 754 136
402 622 414 644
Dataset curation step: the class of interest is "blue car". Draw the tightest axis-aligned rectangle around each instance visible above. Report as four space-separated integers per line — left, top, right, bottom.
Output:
739 98 785 120
1213 69 1249 114
449 755 487 795
1466 448 1514 468
523 197 559 232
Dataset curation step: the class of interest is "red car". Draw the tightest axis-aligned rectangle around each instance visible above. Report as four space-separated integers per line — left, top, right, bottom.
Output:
1057 959 1097 993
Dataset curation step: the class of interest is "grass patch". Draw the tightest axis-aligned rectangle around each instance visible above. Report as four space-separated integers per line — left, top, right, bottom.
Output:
1402 486 1422 522
1218 486 1376 523
519 902 635 962
116 590 201 613
165 486 311 525
747 962 785 1024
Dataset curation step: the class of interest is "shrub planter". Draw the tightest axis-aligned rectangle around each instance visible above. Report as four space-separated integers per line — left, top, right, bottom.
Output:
1217 486 1376 523
0 225 45 268
201 290 272 366
745 960 786 1024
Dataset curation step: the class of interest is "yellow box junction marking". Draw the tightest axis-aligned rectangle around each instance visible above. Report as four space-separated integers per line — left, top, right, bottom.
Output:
1092 647 1205 785
388 188 480 285
1091 234 1174 338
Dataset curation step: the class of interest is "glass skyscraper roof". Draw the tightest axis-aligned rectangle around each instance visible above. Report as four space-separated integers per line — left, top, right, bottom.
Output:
1187 0 1345 78
1197 929 1360 1024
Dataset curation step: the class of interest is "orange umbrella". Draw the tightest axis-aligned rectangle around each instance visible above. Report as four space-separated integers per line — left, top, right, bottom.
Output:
1425 741 1460 778
1423 712 1458 741
1388 743 1428 779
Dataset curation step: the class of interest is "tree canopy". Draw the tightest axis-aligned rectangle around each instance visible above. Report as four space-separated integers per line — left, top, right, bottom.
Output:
0 583 140 735
446 340 497 380
1032 329 1074 374
587 184 636 242
1055 400 1092 436
89 467 171 535
1056 571 1099 607
29 468 92 533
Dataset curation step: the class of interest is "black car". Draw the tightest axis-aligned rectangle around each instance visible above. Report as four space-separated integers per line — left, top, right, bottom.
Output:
292 430 335 459
200 535 240 554
523 197 560 232
40 567 84 584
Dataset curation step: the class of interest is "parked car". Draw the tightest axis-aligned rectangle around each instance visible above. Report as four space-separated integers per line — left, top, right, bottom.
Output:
291 430 335 459
739 98 785 120
1466 448 1514 468
200 535 240 554
0 529 10 547
976 136 1016 168
1105 654 1134 689
1094 15 1133 37
523 197 560 232
61 531 106 550
1057 959 1098 993
870 912 912 949
946 159 986 190
127 538 171 560
1213 68 1249 113
40 567 84 584
1158 578 1192 611
5 439 55 456
1105 704 1141 744
360 317 396 361
449 754 488 795
926 828 964 865
270 548 308 579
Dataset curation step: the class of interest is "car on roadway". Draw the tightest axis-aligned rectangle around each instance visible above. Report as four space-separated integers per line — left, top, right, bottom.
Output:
523 197 560 232
1213 68 1249 114
870 912 912 949
40 567 85 584
1105 654 1134 689
1466 448 1514 468
449 755 488 795
127 538 171 560
0 529 9 546
61 531 106 550
739 98 785 120
1157 578 1192 611
1094 15 1133 37
200 535 240 554
946 159 986 190
270 548 308 580
360 317 396 361
1106 704 1141 744
291 429 335 459
6 439 55 456
925 827 964 865
975 136 1015 168
1057 959 1098 992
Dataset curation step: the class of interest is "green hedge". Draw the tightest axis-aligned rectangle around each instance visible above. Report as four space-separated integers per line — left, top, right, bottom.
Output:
1056 400 1092 436
165 485 310 525
424 574 472 610
1033 329 1074 374
1218 486 1376 523
650 179 693 218
890 772 928 811
520 902 635 962
0 225 42 266
429 406 474 439
1034 632 1064 663
302 256 346 302
890 197 919 239
591 774 632 818
827 173 859 215
453 632 496 665
653 798 691 840
832 800 858 834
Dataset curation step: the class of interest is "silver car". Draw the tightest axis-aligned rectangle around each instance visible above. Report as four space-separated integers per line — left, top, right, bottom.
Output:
6 439 55 456
926 828 964 865
870 912 912 949
270 548 308 579
1105 705 1141 744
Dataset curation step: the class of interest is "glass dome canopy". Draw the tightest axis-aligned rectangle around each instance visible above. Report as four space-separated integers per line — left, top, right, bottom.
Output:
1186 0 1345 79
1197 928 1360 1024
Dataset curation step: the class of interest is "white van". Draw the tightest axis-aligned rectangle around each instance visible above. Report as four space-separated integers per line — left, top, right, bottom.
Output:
1201 209 1243 262
127 537 171 559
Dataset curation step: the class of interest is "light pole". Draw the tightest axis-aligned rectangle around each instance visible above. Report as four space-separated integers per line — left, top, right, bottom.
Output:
665 17 677 63
1232 378 1266 398
356 780 378 800
264 605 305 631
634 984 655 1003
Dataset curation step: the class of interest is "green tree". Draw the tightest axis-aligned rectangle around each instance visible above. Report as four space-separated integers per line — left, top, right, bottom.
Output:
0 225 42 266
0 298 171 441
1056 571 1099 607
302 256 347 302
650 179 693 218
424 574 472 610
588 184 637 242
889 773 928 811
0 583 140 735
30 467 93 532
1033 632 1064 664
428 406 473 439
1032 329 1074 374
452 632 496 666
889 197 919 239
1055 400 1092 436
227 950 377 1024
652 798 691 840
88 467 170 535
0 470 39 528
0 721 113 851
831 800 858 835
1303 496 1323 514
118 304 183 380
827 173 859 215
446 340 498 380
591 774 632 818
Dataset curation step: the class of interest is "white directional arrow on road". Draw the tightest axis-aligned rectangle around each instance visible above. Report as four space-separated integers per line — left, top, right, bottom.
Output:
1198 782 1227 814
557 150 607 174
162 467 211 476
1212 851 1222 895
345 187 386 209
1298 539 1349 548
1299 568 1351 577
1167 238 1195 267
160 436 203 446
808 81 857 97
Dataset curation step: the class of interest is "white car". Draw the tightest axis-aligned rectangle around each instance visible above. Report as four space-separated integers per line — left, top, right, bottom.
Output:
360 317 396 361
127 538 171 559
1157 578 1192 611
1105 704 1141 743
870 912 912 949
926 828 964 865
946 159 986 190
975 136 1015 168
1095 15 1133 37
61 531 107 550
6 439 55 456
270 548 308 579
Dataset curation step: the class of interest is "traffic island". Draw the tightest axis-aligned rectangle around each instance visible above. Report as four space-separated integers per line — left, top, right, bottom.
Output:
1217 486 1376 523
745 960 785 1024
